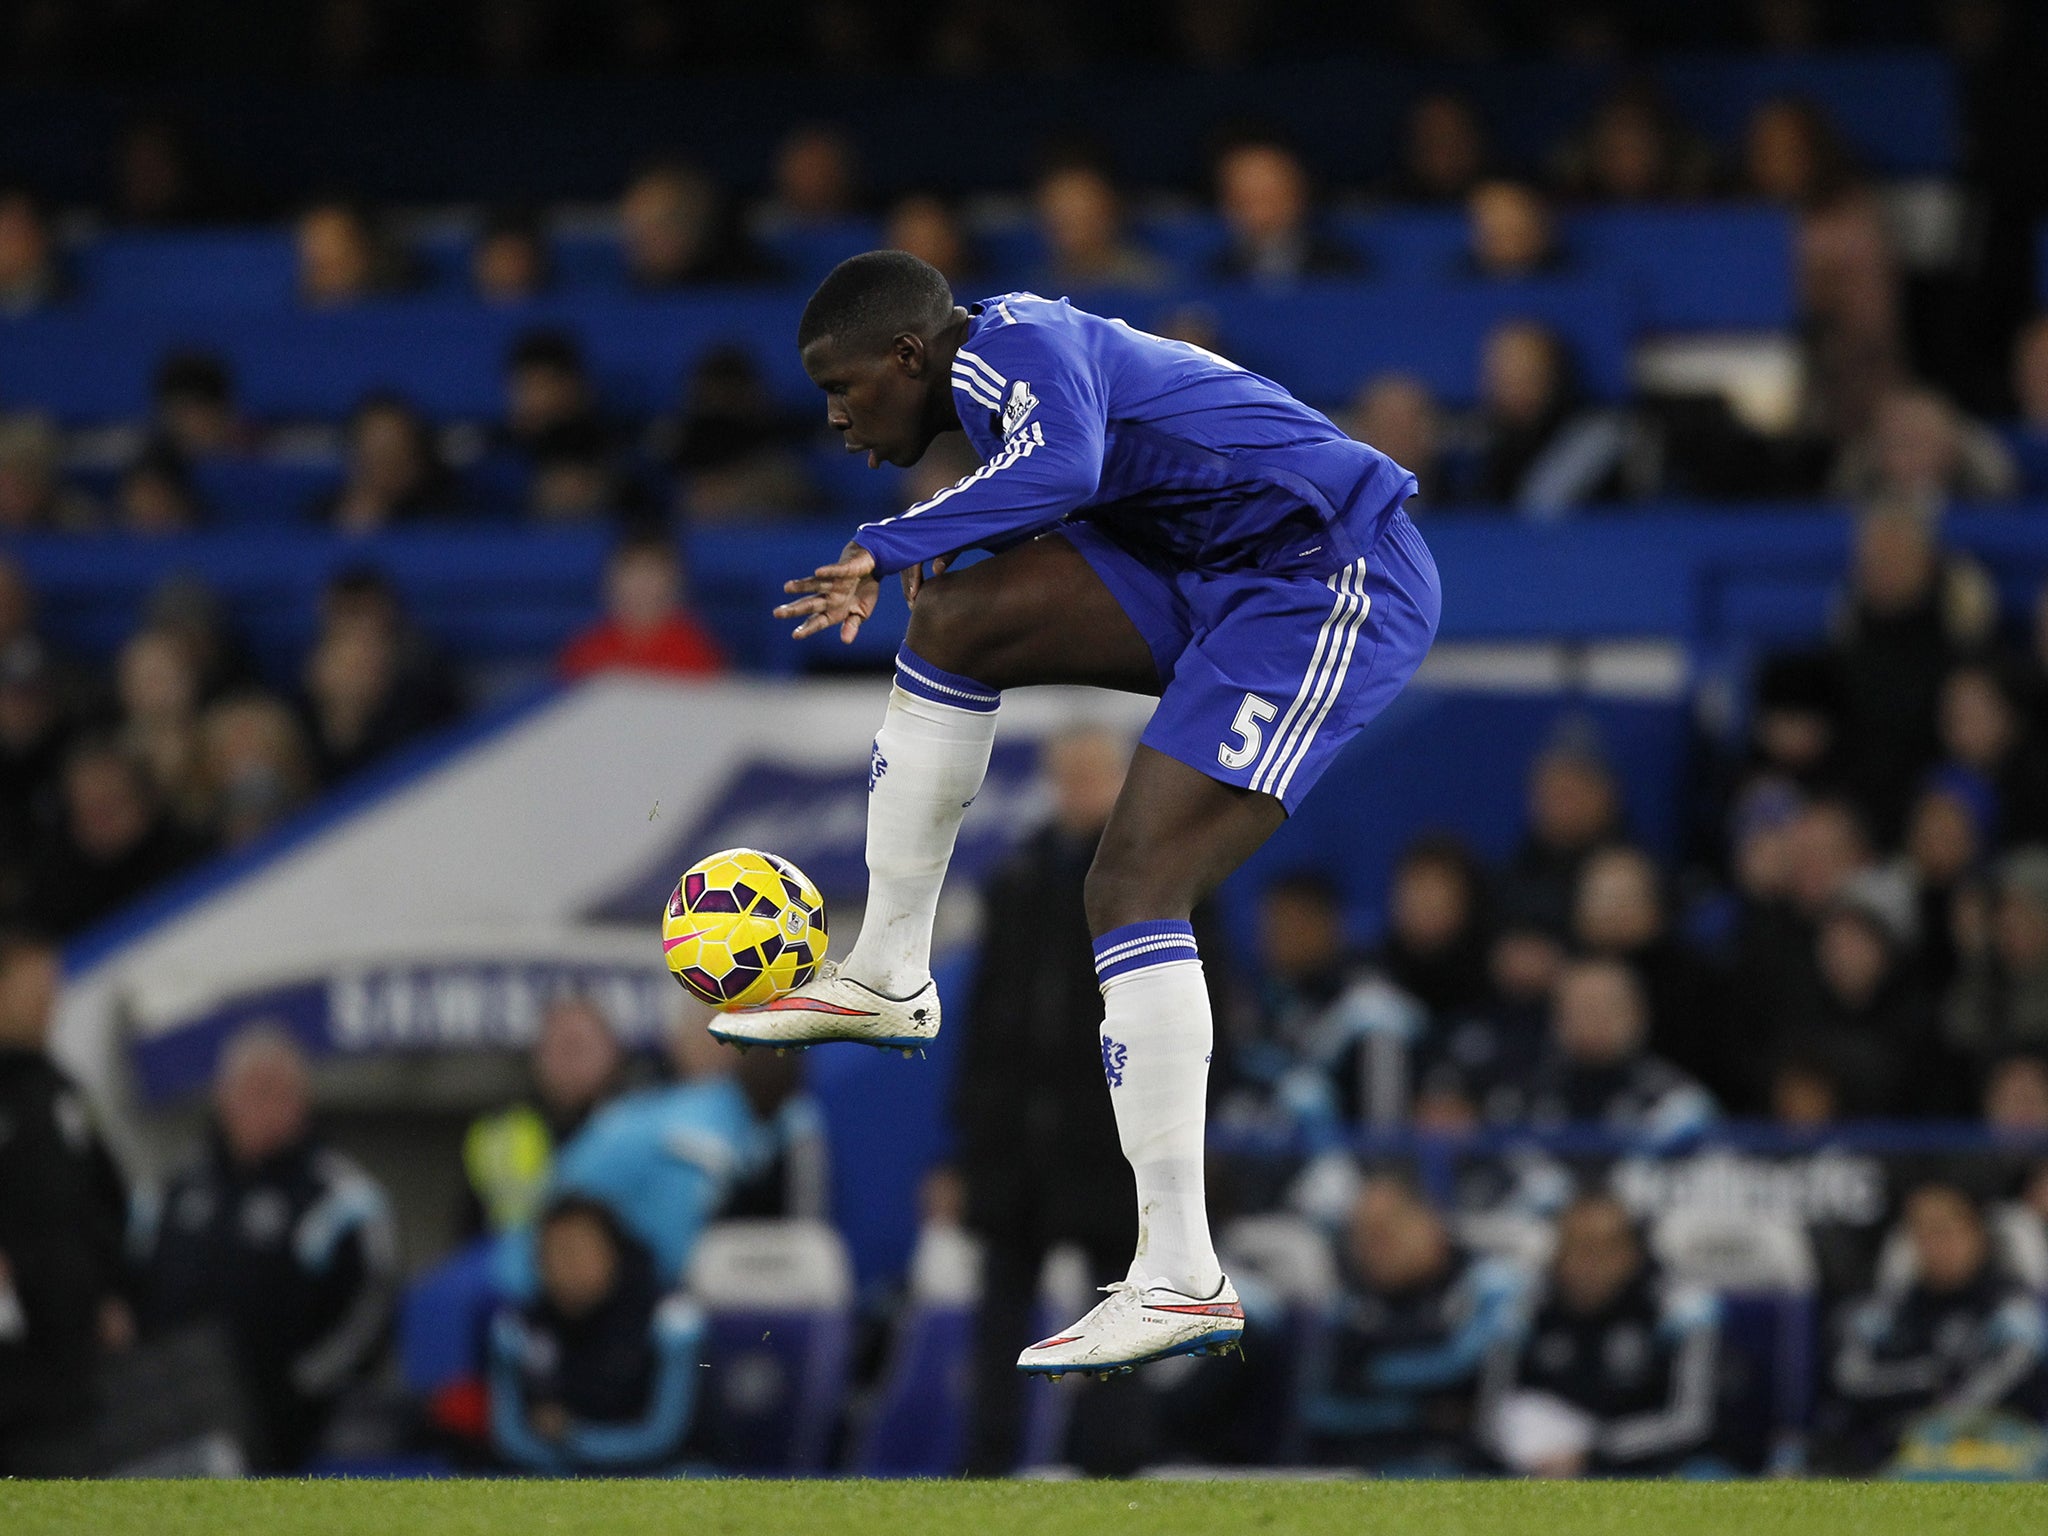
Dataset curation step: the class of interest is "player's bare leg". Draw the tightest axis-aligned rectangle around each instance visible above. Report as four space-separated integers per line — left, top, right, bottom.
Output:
712 535 1155 1053
1018 747 1280 1377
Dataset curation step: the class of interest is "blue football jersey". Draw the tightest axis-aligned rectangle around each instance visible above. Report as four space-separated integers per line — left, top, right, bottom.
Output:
853 292 1417 577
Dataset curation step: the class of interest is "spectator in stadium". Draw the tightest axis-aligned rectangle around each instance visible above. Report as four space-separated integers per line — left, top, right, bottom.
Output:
558 531 726 682
463 995 629 1237
137 1027 400 1471
1947 847 2048 1066
1936 661 2048 849
321 392 459 532
0 939 131 1476
117 445 202 534
529 419 648 522
472 207 552 304
1729 651 1845 812
1832 504 1998 843
0 414 98 532
199 692 317 850
2004 315 2048 496
20 737 203 938
665 345 815 522
488 1194 704 1473
295 197 403 308
1790 872 1948 1116
1571 844 1726 1098
494 1031 810 1297
1463 180 1565 281
1486 957 1717 1138
1344 374 1445 501
1221 868 1418 1139
1743 98 1904 441
1389 92 1490 204
1209 135 1361 285
1469 321 1633 512
1416 897 1569 1128
107 115 224 227
504 330 597 448
1481 1193 1720 1477
760 124 863 227
1300 1174 1527 1473
1551 84 1716 203
619 158 775 289
0 640 67 918
882 192 978 287
302 607 424 784
1899 775 1989 996
151 351 251 463
1497 728 1625 935
116 626 209 830
1375 833 1492 1028
0 186 60 316
1815 1181 2048 1474
1030 155 1165 292
1985 1051 2048 1135
1830 385 2019 505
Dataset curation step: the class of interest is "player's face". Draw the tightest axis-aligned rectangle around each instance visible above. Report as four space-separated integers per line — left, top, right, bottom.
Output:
802 332 940 470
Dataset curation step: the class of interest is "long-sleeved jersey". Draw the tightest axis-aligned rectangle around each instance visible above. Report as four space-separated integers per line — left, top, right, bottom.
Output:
853 293 1416 577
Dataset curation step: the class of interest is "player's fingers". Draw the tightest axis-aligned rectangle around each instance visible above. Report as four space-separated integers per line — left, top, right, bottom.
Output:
783 576 827 595
901 564 923 605
931 552 957 578
791 612 833 640
772 595 826 620
839 614 864 643
814 555 872 581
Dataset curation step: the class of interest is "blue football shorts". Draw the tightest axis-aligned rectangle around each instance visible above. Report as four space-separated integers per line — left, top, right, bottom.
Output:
1059 505 1441 814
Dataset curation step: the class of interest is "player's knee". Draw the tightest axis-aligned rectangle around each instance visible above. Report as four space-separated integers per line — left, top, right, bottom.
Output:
1083 846 1189 935
904 574 998 683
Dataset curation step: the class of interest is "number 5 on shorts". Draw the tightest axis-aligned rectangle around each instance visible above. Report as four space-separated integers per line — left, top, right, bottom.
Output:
1218 693 1278 771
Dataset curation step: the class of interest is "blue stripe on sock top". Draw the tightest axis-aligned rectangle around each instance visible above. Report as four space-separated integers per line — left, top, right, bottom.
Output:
894 647 1000 713
1092 919 1200 985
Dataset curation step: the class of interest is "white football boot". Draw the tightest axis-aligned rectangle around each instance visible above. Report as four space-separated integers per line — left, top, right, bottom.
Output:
707 959 941 1056
1015 1277 1245 1381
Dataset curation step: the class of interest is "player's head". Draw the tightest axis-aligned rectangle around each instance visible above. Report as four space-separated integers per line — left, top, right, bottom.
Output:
797 250 961 469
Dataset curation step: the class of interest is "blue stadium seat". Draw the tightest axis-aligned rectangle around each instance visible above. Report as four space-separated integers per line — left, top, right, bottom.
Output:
1566 206 1795 332
191 457 342 526
69 230 298 311
758 220 888 286
688 1219 856 1473
1331 209 1468 284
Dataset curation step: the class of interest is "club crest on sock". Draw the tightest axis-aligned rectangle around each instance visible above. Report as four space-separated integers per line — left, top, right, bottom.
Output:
1101 1035 1128 1088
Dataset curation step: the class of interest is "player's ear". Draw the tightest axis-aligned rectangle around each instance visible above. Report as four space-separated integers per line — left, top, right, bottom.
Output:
891 331 928 377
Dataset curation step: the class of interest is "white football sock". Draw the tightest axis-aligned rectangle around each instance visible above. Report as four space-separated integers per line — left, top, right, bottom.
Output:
1093 920 1223 1297
842 648 999 997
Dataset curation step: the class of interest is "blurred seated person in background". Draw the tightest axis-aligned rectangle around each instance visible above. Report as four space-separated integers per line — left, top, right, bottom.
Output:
464 995 628 1238
528 419 645 522
0 187 60 316
1482 1192 1720 1478
136 1028 399 1471
472 207 551 304
1469 321 1633 513
665 345 814 522
302 572 458 784
883 193 978 288
1551 85 1715 204
503 330 598 458
1209 135 1360 285
1830 385 2018 505
1389 93 1489 204
558 531 726 682
118 446 202 534
1375 833 1492 1028
0 414 98 532
152 351 254 463
0 940 131 1476
1463 180 1564 281
1816 1181 2048 1474
1224 870 1417 1138
115 625 208 831
20 737 204 938
1791 873 1950 1116
1571 844 1726 1098
488 1195 704 1474
1937 661 2048 849
1498 728 1624 935
1899 774 1989 997
1947 848 2048 1068
1345 374 1444 503
1030 153 1164 291
494 1028 811 1297
620 159 775 289
200 692 316 850
1484 958 1716 1138
759 124 862 229
320 393 459 532
2005 316 2048 497
1416 901 1568 1128
1301 1175 1527 1474
295 198 404 308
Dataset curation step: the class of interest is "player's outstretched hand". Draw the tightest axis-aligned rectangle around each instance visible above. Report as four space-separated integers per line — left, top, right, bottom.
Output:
900 549 962 607
776 541 879 643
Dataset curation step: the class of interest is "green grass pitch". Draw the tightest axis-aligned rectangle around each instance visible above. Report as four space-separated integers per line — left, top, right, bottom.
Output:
3 1478 2046 1536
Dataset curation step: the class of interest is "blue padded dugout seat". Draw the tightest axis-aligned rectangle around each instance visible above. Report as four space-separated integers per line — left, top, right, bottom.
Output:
847 1223 982 1476
688 1218 855 1473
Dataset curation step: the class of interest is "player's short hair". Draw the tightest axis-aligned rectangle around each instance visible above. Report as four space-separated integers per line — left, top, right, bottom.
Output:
797 250 954 355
